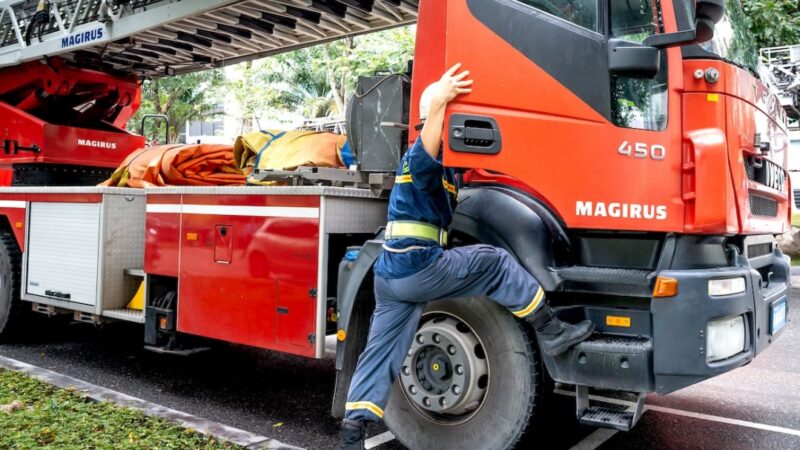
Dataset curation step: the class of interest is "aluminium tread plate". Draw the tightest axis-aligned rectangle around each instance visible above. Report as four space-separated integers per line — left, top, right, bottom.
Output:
102 308 145 323
0 186 144 195
145 185 385 198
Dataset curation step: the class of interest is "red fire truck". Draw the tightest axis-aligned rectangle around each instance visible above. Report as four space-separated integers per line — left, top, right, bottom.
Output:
0 1 793 449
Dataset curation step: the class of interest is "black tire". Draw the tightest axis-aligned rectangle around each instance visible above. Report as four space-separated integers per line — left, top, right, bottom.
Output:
385 297 542 450
0 232 25 339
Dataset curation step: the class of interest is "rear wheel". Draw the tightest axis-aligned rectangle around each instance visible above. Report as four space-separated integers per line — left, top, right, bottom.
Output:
385 297 542 450
0 232 25 339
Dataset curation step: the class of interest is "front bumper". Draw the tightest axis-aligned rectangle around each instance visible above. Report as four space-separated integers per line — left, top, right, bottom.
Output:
543 236 790 395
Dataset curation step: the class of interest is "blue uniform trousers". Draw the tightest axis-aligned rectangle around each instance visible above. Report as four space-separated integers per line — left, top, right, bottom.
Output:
344 244 544 422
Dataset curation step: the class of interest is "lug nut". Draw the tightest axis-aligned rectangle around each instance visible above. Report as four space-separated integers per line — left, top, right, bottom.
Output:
448 345 456 355
455 365 464 375
402 366 410 376
433 333 441 343
440 398 448 407
423 397 431 407
417 335 425 344
453 385 462 395
409 385 417 394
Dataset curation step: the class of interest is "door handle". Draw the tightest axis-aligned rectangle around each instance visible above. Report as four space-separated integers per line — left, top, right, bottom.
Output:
448 114 502 154
452 124 495 147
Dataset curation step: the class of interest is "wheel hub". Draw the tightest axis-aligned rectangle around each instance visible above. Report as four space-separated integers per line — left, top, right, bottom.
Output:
400 316 488 416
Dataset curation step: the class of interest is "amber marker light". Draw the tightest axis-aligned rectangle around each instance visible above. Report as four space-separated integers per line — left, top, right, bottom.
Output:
653 276 678 297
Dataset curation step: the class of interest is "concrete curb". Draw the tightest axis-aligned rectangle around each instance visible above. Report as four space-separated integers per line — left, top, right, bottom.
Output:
0 355 303 450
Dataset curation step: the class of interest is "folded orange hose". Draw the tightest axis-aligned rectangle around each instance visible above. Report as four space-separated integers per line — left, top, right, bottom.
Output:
100 143 246 188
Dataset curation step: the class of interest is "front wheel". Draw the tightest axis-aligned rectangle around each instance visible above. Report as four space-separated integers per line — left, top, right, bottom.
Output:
385 296 542 450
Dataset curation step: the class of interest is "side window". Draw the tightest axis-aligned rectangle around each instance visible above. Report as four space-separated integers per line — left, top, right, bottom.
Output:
516 0 600 32
610 0 668 131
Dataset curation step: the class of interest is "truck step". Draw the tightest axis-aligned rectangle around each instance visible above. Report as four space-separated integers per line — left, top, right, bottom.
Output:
558 266 655 296
579 405 638 431
576 386 646 432
125 268 145 278
102 308 144 324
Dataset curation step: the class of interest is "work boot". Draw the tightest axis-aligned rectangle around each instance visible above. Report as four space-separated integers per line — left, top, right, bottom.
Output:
529 303 594 357
339 419 365 450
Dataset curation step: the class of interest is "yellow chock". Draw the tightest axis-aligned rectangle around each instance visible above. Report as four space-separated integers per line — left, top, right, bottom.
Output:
126 281 145 311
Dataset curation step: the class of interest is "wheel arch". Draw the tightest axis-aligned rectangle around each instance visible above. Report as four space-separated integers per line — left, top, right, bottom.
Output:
331 239 382 417
451 185 569 291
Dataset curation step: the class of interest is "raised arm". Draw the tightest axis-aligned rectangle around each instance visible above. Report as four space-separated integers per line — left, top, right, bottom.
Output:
420 63 474 159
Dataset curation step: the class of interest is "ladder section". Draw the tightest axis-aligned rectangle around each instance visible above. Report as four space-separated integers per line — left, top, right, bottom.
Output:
761 45 800 123
0 0 418 75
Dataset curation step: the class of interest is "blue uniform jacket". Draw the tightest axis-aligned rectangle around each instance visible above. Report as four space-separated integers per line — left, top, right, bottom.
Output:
373 137 458 279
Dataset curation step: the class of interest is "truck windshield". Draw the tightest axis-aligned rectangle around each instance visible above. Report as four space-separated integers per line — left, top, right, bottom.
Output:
698 0 759 72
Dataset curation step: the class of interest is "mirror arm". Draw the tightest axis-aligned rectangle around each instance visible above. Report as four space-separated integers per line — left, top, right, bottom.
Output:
642 29 697 49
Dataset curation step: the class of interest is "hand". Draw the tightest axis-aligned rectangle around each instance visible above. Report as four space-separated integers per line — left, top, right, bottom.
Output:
430 63 473 108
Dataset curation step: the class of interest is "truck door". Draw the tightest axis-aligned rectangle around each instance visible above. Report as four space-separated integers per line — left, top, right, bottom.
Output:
440 0 684 233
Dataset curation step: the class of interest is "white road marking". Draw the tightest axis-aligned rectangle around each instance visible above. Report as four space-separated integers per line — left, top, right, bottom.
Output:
365 431 395 449
569 428 619 450
555 388 800 444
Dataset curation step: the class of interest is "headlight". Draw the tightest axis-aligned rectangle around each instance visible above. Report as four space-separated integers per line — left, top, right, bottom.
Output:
708 277 746 297
706 316 746 363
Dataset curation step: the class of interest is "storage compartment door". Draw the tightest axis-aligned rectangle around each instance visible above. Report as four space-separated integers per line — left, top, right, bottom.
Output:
26 202 100 306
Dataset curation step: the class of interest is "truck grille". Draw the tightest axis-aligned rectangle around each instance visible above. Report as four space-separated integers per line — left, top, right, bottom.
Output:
744 157 786 192
750 194 778 217
748 243 772 258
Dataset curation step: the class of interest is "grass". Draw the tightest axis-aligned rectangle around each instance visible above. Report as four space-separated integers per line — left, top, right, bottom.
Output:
793 213 800 228
0 369 237 449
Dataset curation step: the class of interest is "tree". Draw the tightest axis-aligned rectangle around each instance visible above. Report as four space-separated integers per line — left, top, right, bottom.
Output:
743 0 800 48
233 26 415 120
129 70 224 143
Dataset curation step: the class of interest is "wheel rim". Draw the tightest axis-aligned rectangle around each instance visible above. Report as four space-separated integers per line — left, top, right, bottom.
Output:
400 313 489 422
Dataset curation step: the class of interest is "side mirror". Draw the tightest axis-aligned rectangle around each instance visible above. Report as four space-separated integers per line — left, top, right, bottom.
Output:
608 39 660 79
694 0 725 43
636 0 726 50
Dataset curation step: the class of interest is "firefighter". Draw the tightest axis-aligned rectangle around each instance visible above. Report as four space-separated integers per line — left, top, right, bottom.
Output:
339 64 595 449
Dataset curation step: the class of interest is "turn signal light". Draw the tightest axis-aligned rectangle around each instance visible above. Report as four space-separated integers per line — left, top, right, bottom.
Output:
653 276 678 297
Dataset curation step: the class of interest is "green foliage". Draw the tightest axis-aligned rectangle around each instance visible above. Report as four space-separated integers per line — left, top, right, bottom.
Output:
130 70 225 144
0 370 236 449
743 0 800 48
130 26 414 138
231 26 415 122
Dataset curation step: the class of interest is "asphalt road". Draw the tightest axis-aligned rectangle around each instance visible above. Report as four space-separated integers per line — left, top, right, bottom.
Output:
0 282 798 450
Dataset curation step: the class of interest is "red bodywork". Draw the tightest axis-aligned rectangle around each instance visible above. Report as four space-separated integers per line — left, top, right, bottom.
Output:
0 58 144 183
145 192 321 357
412 1 790 237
